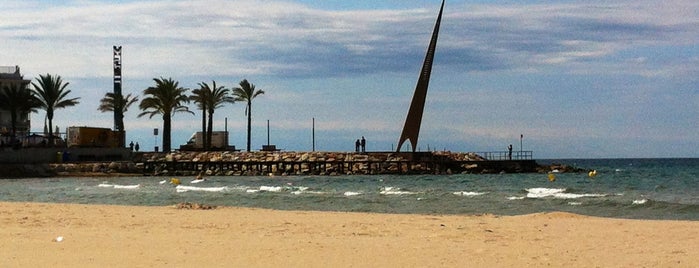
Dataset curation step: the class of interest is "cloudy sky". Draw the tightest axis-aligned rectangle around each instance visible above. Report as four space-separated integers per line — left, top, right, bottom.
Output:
2 0 698 158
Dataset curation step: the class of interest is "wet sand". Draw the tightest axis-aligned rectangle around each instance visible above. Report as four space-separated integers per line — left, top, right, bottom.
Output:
1 202 696 267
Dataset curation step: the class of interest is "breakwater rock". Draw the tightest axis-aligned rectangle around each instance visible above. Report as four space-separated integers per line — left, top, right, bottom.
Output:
49 162 141 176
134 151 531 176
42 151 551 177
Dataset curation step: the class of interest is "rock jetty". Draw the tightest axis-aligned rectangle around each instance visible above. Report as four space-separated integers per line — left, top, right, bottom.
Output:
35 151 582 177
134 151 518 176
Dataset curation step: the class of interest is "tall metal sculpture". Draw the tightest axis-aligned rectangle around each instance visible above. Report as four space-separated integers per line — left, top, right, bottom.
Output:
397 0 445 152
113 45 125 147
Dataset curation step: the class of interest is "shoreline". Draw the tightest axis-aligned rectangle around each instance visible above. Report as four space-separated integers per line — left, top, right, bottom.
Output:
2 201 696 267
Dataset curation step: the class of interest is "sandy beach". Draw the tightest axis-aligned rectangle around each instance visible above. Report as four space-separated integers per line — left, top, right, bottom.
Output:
1 202 696 267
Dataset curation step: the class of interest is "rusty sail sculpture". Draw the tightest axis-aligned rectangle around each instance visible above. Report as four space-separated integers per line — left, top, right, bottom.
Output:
397 0 445 152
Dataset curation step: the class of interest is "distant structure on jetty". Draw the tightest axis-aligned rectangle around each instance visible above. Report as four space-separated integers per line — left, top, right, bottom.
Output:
0 66 32 135
397 0 445 152
112 45 126 147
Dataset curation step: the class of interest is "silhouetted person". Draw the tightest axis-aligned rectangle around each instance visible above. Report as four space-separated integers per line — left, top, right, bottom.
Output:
508 144 513 160
129 141 134 151
135 142 140 152
361 136 366 153
355 139 360 152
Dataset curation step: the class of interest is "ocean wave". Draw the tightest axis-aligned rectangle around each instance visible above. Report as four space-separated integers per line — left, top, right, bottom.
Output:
453 191 486 196
175 185 227 193
380 187 416 195
632 199 648 205
243 185 325 195
98 183 141 189
290 187 325 195
526 188 605 199
259 186 283 192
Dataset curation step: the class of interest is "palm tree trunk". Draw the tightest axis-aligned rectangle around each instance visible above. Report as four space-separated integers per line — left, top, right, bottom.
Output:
246 101 252 152
10 110 17 138
117 114 125 147
201 109 207 150
47 115 54 147
207 110 214 149
163 114 171 152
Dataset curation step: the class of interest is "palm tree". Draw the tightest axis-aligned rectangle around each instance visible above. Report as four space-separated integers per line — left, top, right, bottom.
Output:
31 74 80 146
138 77 191 152
191 81 234 150
231 79 264 152
190 86 210 150
0 82 40 137
98 92 139 146
203 81 233 149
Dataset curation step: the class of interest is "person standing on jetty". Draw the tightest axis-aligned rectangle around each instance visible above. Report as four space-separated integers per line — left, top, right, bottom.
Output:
508 144 513 160
361 136 366 153
355 139 360 152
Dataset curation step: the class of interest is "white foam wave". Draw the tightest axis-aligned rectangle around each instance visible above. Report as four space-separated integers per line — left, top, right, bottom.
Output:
632 199 647 205
568 202 582 206
380 187 416 195
526 188 566 197
290 187 323 195
175 185 227 193
526 188 605 199
98 183 141 189
507 196 525 200
453 191 486 196
190 179 206 184
343 191 362 196
259 186 283 192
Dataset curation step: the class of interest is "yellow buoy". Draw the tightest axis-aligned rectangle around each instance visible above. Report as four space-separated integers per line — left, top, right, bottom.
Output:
170 178 181 185
588 170 597 178
547 173 556 182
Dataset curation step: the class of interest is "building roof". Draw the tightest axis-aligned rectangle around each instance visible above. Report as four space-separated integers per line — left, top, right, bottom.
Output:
0 65 29 83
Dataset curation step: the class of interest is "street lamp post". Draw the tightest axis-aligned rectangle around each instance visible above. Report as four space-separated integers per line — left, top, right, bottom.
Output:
520 134 523 159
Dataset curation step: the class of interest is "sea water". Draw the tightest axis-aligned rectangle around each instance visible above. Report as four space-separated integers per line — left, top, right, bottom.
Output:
1 158 697 220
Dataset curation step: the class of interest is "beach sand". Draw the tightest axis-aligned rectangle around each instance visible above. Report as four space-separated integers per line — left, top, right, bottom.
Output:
1 202 696 267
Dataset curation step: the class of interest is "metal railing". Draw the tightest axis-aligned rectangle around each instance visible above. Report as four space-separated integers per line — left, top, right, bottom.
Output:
476 151 533 161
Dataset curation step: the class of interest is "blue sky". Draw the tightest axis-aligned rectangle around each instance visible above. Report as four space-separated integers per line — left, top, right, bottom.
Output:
2 0 698 158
